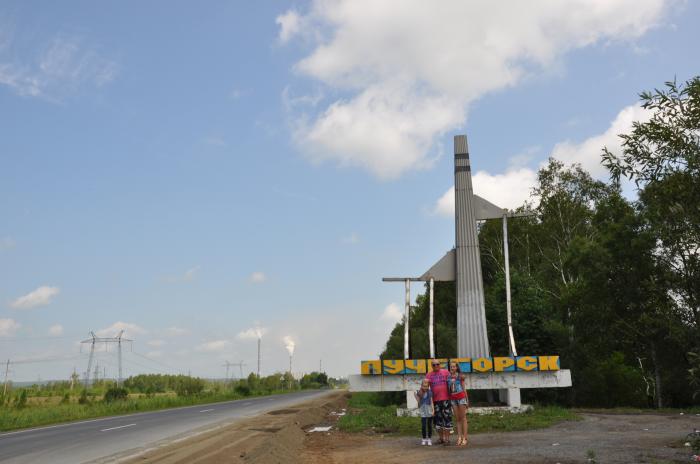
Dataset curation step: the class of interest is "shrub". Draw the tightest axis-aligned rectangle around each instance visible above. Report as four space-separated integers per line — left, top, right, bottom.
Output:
78 389 90 405
13 390 28 409
103 387 129 403
174 376 205 397
234 383 251 396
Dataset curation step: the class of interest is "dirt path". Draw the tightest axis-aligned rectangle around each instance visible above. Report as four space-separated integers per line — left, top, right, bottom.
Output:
121 392 699 464
303 411 700 464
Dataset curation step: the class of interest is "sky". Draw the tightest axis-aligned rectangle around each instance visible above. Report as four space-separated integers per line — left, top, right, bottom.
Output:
1 0 698 382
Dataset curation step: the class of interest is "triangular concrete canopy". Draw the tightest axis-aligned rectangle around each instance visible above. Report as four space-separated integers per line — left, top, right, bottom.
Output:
420 248 455 281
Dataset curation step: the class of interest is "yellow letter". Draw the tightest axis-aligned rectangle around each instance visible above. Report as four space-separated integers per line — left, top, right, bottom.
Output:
538 356 560 371
493 357 516 372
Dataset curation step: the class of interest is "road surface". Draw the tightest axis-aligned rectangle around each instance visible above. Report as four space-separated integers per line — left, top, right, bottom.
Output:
0 390 333 464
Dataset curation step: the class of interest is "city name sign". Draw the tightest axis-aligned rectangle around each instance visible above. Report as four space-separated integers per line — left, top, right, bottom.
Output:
361 356 560 375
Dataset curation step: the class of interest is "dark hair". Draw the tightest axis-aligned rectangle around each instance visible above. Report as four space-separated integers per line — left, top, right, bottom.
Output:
450 361 461 374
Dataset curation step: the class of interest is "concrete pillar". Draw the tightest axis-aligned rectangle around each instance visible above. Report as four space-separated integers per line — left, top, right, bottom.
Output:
498 388 521 408
406 390 418 409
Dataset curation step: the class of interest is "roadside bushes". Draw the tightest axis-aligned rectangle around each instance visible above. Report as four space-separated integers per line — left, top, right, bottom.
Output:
103 387 129 403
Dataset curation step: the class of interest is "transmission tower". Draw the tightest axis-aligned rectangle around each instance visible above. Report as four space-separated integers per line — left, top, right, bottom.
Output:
81 330 132 387
232 360 246 379
222 360 232 382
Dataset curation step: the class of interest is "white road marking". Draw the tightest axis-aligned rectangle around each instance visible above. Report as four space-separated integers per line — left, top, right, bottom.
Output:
267 398 275 401
101 423 136 432
199 409 215 413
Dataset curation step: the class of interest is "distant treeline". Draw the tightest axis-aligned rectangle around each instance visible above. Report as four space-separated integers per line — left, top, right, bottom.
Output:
382 76 700 408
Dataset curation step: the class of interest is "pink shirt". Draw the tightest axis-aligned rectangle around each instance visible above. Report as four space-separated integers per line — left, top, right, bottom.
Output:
425 369 450 401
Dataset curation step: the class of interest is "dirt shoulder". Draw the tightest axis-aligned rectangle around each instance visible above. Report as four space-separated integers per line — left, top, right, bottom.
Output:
118 390 347 464
119 392 699 464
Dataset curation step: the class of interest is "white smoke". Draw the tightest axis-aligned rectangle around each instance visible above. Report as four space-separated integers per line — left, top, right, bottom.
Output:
237 326 267 340
283 335 296 356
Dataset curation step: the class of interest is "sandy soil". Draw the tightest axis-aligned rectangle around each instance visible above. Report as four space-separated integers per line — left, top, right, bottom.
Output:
121 392 700 464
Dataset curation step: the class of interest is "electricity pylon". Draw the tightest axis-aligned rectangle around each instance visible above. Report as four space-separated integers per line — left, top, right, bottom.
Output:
81 330 132 387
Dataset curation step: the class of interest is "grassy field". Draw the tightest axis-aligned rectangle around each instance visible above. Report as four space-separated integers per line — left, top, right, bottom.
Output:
0 389 292 431
338 392 580 435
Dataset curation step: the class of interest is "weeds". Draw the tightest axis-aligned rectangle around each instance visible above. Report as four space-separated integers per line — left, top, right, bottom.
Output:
338 392 580 435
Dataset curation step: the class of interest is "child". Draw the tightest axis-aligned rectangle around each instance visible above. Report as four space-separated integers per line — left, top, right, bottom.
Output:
414 379 434 446
448 361 469 446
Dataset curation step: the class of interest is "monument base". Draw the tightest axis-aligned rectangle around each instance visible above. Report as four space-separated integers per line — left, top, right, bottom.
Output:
350 370 570 417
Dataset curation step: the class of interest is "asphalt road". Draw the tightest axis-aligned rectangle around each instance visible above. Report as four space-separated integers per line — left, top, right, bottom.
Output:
0 389 334 464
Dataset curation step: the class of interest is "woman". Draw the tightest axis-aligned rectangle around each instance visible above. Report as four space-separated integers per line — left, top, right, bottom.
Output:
448 361 469 446
425 359 452 445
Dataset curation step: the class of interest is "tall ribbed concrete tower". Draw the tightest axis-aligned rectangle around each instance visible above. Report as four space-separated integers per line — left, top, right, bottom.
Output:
454 135 491 358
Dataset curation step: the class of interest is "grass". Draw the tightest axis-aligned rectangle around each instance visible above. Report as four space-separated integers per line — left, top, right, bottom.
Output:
338 392 580 435
0 389 297 432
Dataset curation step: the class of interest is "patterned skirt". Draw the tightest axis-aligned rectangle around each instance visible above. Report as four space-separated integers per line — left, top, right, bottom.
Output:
433 400 453 430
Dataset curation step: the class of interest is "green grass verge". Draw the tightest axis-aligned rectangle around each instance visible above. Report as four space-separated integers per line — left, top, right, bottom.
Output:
0 389 298 432
338 392 580 435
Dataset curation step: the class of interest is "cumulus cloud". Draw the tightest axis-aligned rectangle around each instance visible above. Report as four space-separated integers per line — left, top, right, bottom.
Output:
10 286 60 309
276 10 302 43
164 326 189 337
551 105 652 177
433 104 650 216
0 318 21 336
249 271 267 284
0 33 117 99
237 326 267 340
96 321 146 338
380 302 403 325
48 324 64 336
195 339 230 353
279 0 668 179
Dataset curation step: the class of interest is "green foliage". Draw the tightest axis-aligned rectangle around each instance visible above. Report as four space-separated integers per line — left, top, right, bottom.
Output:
13 390 27 409
103 387 129 403
78 389 89 405
338 393 579 435
173 376 205 397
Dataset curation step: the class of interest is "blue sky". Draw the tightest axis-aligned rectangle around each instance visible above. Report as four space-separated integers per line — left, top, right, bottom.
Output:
1 1 698 381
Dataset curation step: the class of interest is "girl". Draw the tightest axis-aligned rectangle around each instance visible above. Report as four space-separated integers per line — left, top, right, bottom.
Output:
414 379 434 445
448 361 469 446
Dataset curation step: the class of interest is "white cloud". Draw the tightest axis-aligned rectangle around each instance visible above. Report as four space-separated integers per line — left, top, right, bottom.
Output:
380 302 403 325
147 339 165 347
0 318 21 336
0 33 117 99
237 326 267 340
183 265 200 281
164 326 189 337
433 104 652 216
280 0 668 179
10 286 60 309
551 104 652 177
434 168 538 217
147 350 163 358
0 236 15 251
341 232 359 244
195 339 230 353
48 324 64 336
276 10 302 43
249 271 267 284
96 321 146 338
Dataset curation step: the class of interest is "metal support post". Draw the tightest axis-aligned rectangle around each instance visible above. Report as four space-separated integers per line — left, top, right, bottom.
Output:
503 214 517 356
404 278 410 359
429 278 435 358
